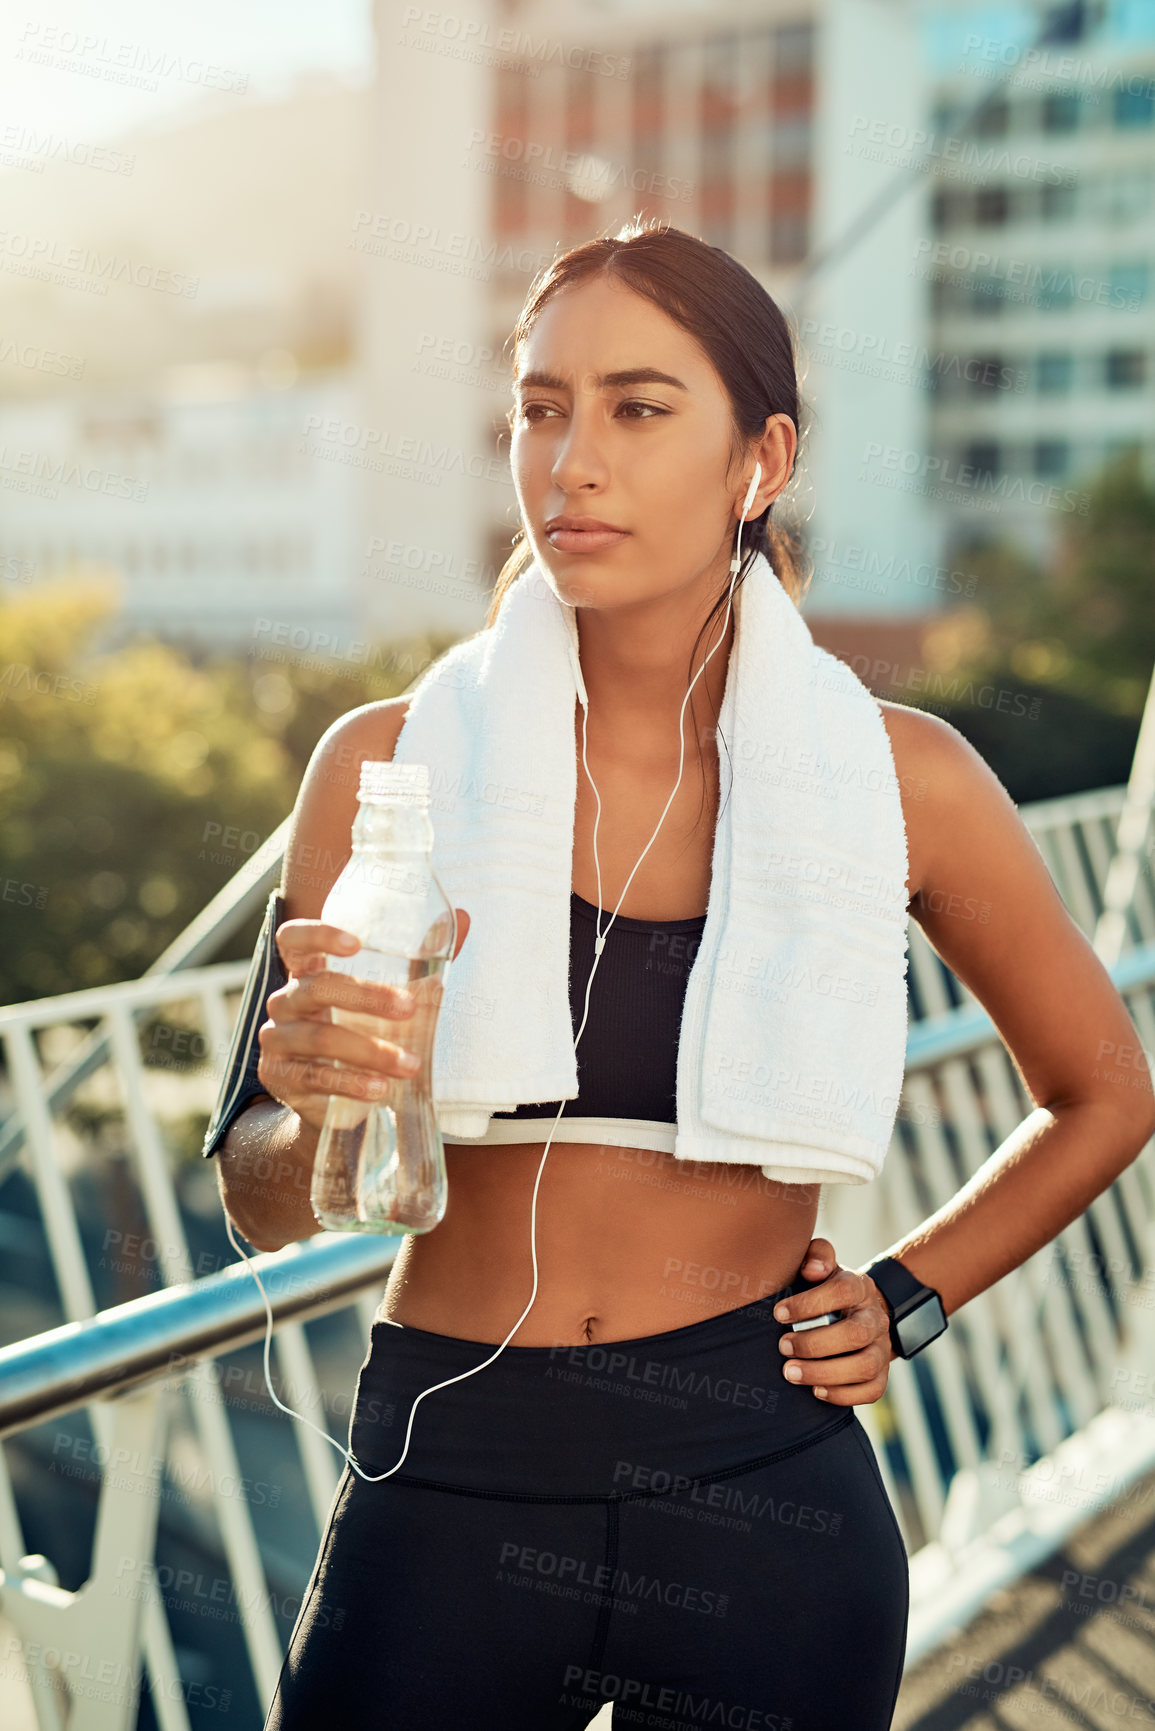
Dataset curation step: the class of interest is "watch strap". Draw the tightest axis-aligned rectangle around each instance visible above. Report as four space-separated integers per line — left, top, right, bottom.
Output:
867 1255 928 1315
865 1255 947 1359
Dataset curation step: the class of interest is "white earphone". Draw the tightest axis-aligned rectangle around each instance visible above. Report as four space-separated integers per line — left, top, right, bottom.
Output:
732 461 763 572
224 461 765 1480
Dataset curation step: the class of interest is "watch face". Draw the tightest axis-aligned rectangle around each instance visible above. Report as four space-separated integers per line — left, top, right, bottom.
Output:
897 1294 947 1357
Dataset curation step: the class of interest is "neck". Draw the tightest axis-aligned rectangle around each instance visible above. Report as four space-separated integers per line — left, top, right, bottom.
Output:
572 572 739 754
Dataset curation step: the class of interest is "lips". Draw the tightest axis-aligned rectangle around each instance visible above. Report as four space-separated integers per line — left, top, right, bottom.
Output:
546 520 630 553
546 516 626 534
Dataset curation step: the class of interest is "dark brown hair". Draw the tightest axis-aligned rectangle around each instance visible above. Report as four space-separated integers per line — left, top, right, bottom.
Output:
488 215 809 660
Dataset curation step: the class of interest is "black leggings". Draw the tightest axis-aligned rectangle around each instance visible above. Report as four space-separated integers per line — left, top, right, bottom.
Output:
265 1277 909 1730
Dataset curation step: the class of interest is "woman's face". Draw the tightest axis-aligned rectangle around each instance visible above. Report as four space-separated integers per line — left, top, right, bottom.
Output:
510 274 793 612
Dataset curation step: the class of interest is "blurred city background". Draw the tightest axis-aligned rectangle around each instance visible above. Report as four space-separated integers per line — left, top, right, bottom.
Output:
2 0 1155 1727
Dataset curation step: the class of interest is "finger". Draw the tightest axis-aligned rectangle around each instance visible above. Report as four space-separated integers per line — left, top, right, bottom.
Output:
260 1018 421 1081
808 1376 890 1406
781 1342 891 1388
260 1051 404 1103
773 1265 871 1326
276 921 362 975
800 1236 836 1279
277 971 417 1021
452 909 470 961
259 1045 408 1100
780 1304 890 1359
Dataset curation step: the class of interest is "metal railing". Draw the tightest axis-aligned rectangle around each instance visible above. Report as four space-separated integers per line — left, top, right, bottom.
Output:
822 942 1155 1650
1 782 1154 1727
0 1236 396 1731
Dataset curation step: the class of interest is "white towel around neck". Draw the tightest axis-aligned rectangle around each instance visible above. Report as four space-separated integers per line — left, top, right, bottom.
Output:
391 550 910 1186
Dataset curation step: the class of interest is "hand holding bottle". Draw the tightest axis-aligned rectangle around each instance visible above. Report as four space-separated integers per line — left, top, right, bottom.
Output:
258 911 471 1133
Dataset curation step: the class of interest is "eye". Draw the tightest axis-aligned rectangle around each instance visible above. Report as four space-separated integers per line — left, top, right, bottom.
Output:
516 402 556 425
513 399 669 425
617 400 668 419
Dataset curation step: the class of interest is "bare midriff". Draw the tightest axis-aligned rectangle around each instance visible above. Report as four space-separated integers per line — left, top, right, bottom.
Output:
379 1142 821 1347
378 700 821 1348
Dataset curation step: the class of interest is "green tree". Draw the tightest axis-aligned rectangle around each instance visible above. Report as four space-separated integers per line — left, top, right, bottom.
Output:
880 453 1154 802
961 451 1155 720
0 575 451 1003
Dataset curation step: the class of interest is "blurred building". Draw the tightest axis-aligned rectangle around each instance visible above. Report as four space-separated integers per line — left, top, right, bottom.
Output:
360 0 938 654
925 4 1155 561
15 4 1151 667
0 364 359 653
0 73 368 657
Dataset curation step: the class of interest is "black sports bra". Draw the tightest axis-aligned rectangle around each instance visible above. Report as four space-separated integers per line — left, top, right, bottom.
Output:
200 887 707 1161
471 890 706 1142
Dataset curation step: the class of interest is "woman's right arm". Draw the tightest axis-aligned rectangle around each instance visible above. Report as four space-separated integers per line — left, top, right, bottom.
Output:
214 698 416 1252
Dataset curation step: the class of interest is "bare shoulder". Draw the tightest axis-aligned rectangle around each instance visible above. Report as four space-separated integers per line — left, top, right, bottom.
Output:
280 696 413 919
335 695 414 760
876 695 970 787
877 699 1013 905
877 699 1155 1130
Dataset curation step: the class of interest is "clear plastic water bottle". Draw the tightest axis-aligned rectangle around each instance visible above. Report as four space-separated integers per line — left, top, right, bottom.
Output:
310 761 456 1235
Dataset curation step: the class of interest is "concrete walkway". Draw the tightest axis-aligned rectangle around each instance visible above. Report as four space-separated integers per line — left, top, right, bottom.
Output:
894 1462 1155 1728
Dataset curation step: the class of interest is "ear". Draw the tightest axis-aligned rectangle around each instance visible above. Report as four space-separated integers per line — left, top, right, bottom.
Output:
740 415 797 517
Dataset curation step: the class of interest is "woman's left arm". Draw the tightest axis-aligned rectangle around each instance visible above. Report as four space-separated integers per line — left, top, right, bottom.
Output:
774 708 1155 1404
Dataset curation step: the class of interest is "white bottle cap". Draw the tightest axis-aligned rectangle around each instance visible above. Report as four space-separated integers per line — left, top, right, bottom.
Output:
358 761 431 806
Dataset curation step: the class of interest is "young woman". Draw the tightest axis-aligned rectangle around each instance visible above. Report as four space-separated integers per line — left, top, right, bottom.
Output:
208 222 1155 1730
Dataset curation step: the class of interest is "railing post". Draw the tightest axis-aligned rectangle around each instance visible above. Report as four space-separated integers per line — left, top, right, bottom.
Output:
0 1385 170 1731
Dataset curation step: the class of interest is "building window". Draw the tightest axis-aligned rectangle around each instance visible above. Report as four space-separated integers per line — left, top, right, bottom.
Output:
770 116 811 165
634 41 665 104
972 275 1006 314
702 128 733 175
974 186 1010 225
567 63 594 149
1105 349 1147 388
965 441 1000 479
1041 91 1080 131
770 211 807 263
932 100 956 136
773 22 813 76
1037 269 1075 311
1100 169 1153 222
973 95 1009 136
1040 180 1077 221
564 64 596 235
968 355 1009 395
1036 352 1073 392
632 41 665 190
702 31 738 135
1114 87 1155 128
1109 262 1149 309
495 171 526 240
1035 439 1069 476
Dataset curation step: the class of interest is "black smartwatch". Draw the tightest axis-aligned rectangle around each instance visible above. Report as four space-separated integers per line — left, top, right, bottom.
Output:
862 1256 947 1360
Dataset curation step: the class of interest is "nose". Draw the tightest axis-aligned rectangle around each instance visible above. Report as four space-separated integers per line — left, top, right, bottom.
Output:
549 392 611 495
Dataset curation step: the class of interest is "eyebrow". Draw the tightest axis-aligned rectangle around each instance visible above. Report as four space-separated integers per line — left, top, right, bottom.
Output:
514 366 689 395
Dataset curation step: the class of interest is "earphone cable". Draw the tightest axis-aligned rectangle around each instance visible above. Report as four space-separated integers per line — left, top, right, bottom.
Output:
222 469 763 1481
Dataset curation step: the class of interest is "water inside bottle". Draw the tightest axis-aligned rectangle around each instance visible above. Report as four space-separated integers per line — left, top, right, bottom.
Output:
311 949 449 1234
